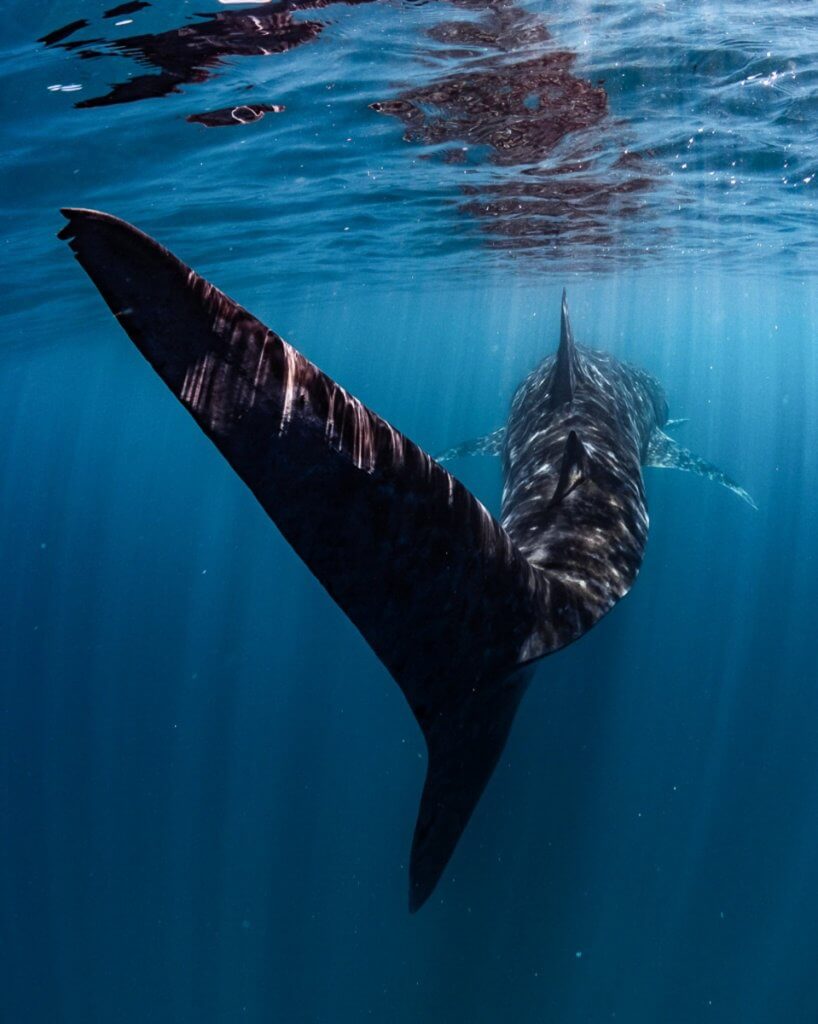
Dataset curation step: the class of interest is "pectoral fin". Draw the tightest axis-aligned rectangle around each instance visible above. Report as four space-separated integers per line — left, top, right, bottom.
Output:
436 426 505 463
646 429 756 509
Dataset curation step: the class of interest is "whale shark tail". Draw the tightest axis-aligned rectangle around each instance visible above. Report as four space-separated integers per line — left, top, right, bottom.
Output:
409 667 532 911
58 208 544 911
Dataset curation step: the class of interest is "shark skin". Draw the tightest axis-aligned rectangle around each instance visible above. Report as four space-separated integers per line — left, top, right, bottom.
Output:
440 356 755 512
58 209 752 911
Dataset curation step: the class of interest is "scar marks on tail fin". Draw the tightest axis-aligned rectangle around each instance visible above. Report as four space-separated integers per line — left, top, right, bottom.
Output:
435 426 506 464
58 207 549 913
646 429 757 509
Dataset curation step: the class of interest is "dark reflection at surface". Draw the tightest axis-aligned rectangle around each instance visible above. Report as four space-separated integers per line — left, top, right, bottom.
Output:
40 1 373 110
104 1 151 17
77 9 325 108
373 54 607 166
38 0 654 261
187 103 285 127
459 172 654 250
372 0 654 254
74 70 207 106
38 19 89 46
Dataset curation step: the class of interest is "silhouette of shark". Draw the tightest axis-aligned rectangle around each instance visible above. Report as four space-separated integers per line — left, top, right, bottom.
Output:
59 208 753 910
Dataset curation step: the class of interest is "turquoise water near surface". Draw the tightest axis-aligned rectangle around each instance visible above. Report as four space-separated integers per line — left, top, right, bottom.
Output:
3 2 818 1021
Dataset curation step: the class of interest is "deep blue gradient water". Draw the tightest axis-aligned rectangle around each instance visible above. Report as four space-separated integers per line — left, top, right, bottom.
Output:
3 2 818 1022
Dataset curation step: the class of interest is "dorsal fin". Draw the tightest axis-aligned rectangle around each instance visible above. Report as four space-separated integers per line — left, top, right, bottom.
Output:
549 429 590 507
549 289 580 410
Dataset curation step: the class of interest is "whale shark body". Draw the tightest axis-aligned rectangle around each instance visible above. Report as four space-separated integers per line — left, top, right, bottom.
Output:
59 208 753 910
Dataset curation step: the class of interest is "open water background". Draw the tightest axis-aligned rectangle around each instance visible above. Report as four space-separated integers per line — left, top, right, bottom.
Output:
2 2 818 1021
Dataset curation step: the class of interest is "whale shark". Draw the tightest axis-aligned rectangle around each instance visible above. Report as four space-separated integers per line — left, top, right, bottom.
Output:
58 208 754 911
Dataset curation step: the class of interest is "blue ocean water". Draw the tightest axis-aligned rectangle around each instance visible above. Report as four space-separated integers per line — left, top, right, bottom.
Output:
2 1 818 1021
